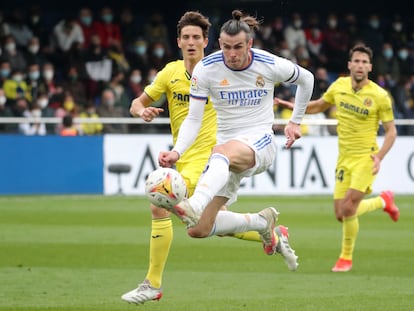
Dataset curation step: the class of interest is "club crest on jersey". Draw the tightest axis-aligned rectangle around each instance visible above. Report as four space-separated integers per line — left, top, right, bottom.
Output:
256 75 265 88
363 98 372 107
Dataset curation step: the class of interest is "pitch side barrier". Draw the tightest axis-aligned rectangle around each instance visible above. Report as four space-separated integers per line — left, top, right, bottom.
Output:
0 133 413 195
1 117 414 126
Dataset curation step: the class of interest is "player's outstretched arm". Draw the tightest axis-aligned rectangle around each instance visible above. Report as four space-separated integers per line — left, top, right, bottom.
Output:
130 93 164 121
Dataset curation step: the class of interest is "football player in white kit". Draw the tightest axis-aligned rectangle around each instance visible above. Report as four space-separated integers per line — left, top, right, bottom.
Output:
159 10 314 270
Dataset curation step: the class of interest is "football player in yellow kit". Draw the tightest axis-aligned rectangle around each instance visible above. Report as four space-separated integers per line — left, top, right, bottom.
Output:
275 43 400 272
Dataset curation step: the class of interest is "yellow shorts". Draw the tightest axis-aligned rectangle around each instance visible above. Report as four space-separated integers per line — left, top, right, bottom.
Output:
333 153 376 200
176 159 208 197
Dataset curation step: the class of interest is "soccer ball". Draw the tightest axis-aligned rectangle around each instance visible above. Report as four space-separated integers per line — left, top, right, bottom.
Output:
145 167 188 209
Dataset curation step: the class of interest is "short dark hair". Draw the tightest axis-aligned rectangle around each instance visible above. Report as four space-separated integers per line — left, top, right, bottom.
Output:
349 44 373 63
177 11 211 39
62 114 73 127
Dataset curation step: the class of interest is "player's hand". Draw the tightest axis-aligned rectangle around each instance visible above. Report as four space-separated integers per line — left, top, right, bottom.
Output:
158 150 180 168
140 107 164 122
284 121 302 149
370 154 381 175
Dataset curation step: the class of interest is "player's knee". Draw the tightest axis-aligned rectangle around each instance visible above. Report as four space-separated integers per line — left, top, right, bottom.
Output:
187 227 209 238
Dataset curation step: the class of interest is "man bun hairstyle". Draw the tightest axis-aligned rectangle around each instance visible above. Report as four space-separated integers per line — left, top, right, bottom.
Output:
220 9 261 40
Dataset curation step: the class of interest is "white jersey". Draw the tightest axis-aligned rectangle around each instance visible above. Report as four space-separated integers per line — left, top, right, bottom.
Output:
190 48 303 143
173 48 313 156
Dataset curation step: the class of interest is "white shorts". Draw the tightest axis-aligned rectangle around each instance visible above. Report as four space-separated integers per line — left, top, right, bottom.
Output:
217 133 276 204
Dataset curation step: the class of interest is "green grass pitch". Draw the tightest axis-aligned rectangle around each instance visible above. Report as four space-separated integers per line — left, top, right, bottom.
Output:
0 194 413 311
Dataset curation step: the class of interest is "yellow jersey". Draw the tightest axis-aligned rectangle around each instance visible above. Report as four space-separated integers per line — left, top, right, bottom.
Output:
323 76 394 155
144 60 217 192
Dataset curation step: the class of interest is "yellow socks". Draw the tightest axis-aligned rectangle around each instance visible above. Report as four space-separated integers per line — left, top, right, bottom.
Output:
232 231 262 242
145 217 173 288
356 196 383 216
339 215 359 260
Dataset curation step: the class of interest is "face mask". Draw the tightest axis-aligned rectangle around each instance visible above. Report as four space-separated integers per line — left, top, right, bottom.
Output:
81 16 92 26
383 49 393 59
38 98 49 109
293 20 302 28
31 15 40 24
29 71 40 80
153 48 165 58
393 22 402 32
13 75 23 83
398 49 408 60
130 75 142 84
43 70 54 80
5 43 16 53
28 45 39 54
102 14 113 23
328 19 337 28
0 68 10 78
369 20 380 29
0 95 6 106
135 45 147 55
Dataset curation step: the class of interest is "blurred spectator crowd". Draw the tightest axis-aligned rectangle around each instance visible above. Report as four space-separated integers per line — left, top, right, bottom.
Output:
0 5 413 136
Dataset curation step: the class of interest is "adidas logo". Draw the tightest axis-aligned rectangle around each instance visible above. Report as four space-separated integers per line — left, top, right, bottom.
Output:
220 79 229 86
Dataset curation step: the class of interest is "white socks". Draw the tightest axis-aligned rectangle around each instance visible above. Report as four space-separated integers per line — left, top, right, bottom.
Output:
189 153 229 214
208 210 267 236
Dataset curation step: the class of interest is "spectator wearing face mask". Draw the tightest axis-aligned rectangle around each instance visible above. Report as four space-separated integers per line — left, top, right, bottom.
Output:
95 6 122 49
322 12 349 74
126 37 151 75
77 7 100 49
283 12 307 54
372 42 401 87
26 62 42 102
1 35 27 72
0 60 12 87
2 69 29 102
396 45 414 78
23 36 49 67
35 91 55 134
96 88 128 133
125 69 145 102
39 62 59 106
148 41 171 71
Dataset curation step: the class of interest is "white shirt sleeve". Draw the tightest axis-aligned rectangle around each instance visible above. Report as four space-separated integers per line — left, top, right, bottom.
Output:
290 66 314 124
172 97 207 156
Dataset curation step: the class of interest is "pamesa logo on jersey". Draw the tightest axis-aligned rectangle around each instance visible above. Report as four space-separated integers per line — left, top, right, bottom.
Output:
172 91 190 104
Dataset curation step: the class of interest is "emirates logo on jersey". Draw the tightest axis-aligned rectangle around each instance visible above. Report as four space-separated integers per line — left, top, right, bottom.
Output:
256 75 265 88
